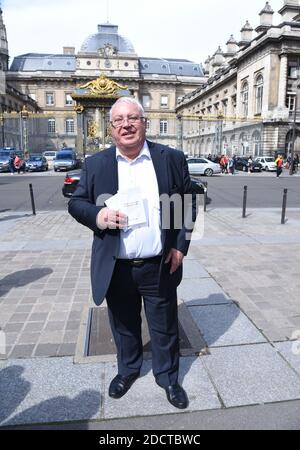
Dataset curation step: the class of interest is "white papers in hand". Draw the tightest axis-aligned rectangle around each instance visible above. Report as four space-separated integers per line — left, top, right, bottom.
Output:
105 187 147 229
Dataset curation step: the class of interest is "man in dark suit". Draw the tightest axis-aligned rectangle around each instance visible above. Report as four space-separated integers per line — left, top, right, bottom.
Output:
68 97 195 409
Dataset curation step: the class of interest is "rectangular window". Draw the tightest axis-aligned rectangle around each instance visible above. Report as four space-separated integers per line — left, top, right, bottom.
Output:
288 65 297 78
46 92 55 106
48 119 56 133
65 93 73 106
160 119 168 135
286 94 296 111
65 118 75 134
256 86 263 114
142 95 151 108
160 95 168 108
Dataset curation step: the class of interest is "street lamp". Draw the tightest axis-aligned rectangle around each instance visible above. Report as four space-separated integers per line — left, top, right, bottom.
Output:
198 116 202 156
0 112 4 147
20 105 29 156
289 93 297 176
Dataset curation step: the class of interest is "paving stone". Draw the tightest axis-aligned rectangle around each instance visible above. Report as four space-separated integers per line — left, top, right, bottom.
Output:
38 331 64 344
57 343 76 357
28 312 49 322
9 345 36 359
183 260 210 279
4 323 24 333
178 278 231 306
103 357 221 419
9 313 30 323
66 321 80 331
63 330 79 343
203 344 300 407
17 332 41 345
23 322 45 333
44 322 65 332
34 344 60 357
275 341 300 374
48 311 69 322
0 357 103 426
14 305 34 313
189 304 266 347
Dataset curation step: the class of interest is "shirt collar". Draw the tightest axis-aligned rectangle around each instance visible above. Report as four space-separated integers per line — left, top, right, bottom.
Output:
116 141 151 162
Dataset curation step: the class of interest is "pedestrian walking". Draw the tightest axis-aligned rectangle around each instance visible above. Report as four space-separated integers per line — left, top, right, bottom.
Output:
8 153 15 175
275 154 283 177
247 156 253 173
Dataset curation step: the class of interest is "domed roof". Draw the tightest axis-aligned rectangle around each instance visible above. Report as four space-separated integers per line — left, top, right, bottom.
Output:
80 24 135 54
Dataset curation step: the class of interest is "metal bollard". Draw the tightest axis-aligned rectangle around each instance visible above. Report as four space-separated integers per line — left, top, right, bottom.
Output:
242 185 248 218
29 183 36 216
203 182 208 212
281 188 288 225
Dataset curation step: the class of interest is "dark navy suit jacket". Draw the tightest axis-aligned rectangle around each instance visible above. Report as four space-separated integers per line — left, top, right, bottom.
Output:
68 141 195 306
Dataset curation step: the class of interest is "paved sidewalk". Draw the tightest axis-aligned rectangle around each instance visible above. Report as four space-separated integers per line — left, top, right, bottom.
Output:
0 207 300 429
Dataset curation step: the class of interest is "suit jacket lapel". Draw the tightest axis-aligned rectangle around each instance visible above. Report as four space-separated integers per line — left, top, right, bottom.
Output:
104 146 118 194
148 141 168 195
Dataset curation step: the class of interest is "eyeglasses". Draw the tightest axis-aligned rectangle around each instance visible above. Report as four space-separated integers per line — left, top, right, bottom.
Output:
111 115 145 128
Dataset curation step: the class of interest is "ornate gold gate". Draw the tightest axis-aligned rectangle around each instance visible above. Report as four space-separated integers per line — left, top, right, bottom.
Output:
71 74 131 155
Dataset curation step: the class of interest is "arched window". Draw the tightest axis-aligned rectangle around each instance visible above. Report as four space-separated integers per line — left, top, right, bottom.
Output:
239 132 249 155
252 130 262 156
255 74 263 114
241 81 249 117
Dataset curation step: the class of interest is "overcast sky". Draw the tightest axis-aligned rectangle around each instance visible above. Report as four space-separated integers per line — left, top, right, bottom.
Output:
2 0 284 65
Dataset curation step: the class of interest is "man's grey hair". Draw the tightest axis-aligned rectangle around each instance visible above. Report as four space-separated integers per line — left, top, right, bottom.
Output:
109 97 145 121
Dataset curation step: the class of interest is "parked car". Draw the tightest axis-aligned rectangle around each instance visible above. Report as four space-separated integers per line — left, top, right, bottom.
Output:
255 156 277 171
53 149 79 172
0 147 23 172
25 155 49 172
62 172 208 198
235 157 263 172
62 169 81 197
187 157 221 176
42 150 57 168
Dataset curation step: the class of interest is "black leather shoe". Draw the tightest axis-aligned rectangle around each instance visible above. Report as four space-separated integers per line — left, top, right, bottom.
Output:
108 373 140 399
163 384 189 409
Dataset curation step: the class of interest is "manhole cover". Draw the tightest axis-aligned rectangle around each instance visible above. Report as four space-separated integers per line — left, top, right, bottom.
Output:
84 302 207 360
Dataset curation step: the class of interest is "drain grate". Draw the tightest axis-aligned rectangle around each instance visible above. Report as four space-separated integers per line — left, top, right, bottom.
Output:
84 302 208 360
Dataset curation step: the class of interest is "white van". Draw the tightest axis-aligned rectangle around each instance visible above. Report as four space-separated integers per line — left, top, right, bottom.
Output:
42 150 57 169
255 156 277 171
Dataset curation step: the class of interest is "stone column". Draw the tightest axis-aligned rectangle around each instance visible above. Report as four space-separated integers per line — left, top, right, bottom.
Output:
76 108 84 156
278 54 288 108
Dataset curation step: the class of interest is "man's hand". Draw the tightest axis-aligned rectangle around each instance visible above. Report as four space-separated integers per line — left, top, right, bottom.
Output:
97 207 127 230
164 248 184 274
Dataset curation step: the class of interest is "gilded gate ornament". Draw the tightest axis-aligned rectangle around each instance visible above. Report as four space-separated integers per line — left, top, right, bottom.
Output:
79 74 128 97
87 120 99 138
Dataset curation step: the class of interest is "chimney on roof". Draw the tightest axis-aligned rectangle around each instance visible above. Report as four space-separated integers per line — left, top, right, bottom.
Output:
278 0 300 21
256 2 274 33
238 20 254 48
226 35 238 54
63 47 75 55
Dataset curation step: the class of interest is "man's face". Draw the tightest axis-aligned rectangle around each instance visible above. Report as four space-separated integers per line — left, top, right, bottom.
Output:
110 102 146 153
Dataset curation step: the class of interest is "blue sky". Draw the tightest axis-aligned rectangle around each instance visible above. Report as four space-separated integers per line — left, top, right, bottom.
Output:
2 0 284 64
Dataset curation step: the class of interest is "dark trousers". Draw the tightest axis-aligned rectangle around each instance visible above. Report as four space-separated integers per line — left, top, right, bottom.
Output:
106 259 179 387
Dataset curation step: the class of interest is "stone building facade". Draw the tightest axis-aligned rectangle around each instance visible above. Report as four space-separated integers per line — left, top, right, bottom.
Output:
176 0 300 157
0 8 38 149
6 22 206 153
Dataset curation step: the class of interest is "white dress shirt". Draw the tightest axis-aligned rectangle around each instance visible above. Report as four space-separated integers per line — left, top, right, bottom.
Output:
116 141 162 259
